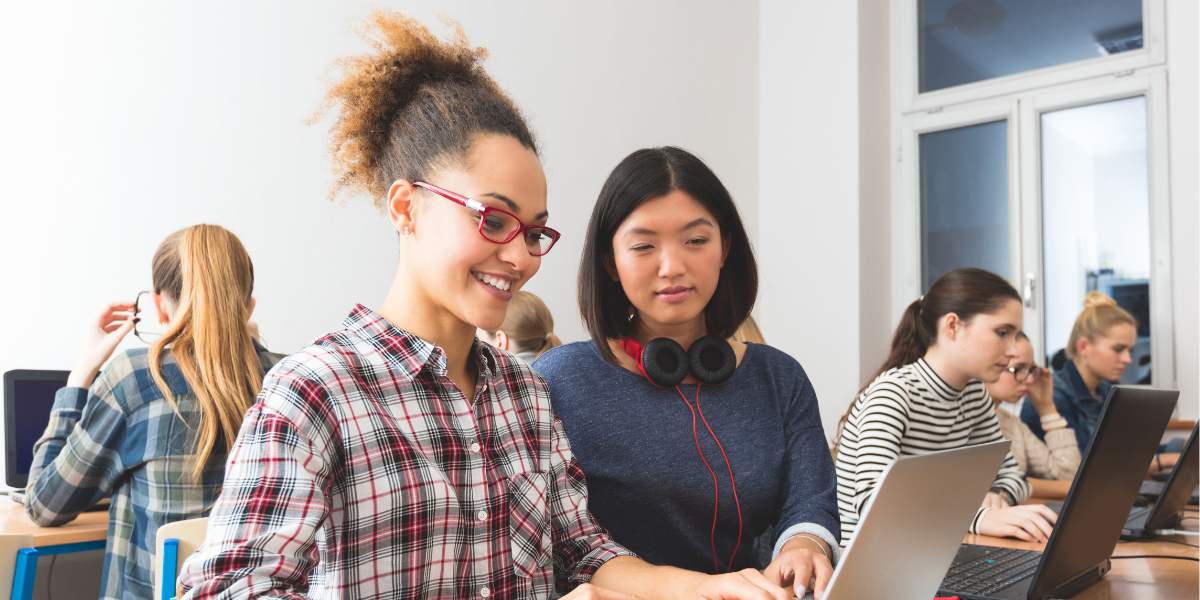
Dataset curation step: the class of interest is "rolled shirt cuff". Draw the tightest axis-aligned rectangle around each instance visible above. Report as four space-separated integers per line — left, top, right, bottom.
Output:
773 522 842 565
970 507 991 534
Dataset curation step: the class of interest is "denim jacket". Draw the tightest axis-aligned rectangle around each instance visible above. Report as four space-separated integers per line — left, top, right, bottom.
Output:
1020 360 1113 452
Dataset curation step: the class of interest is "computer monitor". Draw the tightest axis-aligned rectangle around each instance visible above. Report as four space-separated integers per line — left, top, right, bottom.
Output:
3 369 72 489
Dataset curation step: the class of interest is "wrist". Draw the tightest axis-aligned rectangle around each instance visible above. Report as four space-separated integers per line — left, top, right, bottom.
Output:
989 487 1016 506
1030 400 1056 417
66 367 99 389
783 534 830 561
671 569 710 600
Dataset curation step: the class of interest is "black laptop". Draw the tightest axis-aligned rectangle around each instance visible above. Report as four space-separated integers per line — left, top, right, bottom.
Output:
936 385 1178 600
1121 424 1199 539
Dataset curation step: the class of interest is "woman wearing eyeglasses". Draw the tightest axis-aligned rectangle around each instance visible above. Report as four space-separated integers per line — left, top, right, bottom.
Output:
985 332 1080 500
25 224 280 600
180 12 795 600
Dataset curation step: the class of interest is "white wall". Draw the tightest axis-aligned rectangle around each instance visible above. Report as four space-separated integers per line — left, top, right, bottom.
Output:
760 1 862 437
1166 0 1199 420
0 1 760 376
858 0 894 386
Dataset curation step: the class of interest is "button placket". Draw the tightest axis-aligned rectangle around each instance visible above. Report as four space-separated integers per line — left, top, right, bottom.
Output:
459 378 492 595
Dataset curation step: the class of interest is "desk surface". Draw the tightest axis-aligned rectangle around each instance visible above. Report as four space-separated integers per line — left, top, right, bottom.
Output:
966 506 1199 600
0 500 108 547
0 495 1195 598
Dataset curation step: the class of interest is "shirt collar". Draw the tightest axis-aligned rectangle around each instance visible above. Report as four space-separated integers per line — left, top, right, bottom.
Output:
341 304 497 382
1063 360 1102 404
914 357 964 400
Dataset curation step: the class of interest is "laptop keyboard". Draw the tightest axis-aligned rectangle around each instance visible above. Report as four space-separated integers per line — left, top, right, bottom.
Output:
1139 480 1165 495
940 546 1042 597
1127 505 1152 521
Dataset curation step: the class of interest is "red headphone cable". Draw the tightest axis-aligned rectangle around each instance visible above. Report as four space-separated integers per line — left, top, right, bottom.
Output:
622 337 743 573
696 384 739 571
675 385 723 574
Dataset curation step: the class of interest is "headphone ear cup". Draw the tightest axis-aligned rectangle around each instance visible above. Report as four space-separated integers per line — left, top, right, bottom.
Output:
642 338 689 387
689 335 737 385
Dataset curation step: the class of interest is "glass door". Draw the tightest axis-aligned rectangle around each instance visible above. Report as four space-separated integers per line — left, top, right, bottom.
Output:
1017 73 1174 389
1040 96 1151 382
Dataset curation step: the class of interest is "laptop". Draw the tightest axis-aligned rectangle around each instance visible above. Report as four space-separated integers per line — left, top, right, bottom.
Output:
3 369 72 489
936 385 1178 600
815 441 1012 600
1122 424 1199 539
1139 480 1198 505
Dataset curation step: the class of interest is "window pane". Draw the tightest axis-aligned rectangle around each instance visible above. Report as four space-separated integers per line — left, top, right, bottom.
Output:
1042 96 1150 383
920 120 1010 292
920 0 1144 93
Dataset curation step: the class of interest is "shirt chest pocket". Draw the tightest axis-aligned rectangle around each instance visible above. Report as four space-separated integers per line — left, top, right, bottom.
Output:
507 472 552 579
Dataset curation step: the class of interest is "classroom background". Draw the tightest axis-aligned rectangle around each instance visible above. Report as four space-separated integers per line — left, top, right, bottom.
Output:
1 0 1196 481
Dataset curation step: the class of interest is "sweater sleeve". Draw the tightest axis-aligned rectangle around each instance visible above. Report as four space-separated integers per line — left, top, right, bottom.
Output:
1029 425 1082 481
771 366 842 564
966 389 1031 512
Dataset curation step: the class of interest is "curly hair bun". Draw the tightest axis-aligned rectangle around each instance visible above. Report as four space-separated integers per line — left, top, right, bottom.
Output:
1082 291 1118 310
313 10 538 206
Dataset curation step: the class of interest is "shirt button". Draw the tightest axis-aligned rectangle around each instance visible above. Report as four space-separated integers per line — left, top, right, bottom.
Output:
477 510 488 521
470 442 481 453
480 587 491 598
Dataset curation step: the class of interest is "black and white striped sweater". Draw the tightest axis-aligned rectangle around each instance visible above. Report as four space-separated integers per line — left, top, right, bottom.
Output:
835 358 1030 545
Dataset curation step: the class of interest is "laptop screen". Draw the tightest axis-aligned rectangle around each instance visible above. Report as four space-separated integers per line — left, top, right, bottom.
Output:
1146 424 1200 529
4 370 71 488
1027 386 1178 600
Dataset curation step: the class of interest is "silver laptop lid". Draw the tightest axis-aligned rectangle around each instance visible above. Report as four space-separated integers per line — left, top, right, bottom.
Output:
825 441 1012 600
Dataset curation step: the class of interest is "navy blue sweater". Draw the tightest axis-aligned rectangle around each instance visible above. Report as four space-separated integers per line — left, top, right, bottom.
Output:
533 341 840 574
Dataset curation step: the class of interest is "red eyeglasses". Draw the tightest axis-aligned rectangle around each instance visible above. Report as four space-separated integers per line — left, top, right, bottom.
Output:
412 181 561 256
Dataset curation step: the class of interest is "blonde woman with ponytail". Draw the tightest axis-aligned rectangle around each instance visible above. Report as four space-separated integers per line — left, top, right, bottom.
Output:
477 291 562 363
26 224 282 600
1019 292 1176 474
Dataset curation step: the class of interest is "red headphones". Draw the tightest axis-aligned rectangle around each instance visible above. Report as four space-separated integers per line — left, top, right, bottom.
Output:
619 334 743 573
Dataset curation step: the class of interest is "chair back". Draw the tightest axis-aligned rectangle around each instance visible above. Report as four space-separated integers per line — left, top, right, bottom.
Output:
0 534 35 600
154 517 208 600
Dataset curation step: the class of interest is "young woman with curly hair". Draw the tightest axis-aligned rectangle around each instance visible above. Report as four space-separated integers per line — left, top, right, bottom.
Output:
180 11 793 600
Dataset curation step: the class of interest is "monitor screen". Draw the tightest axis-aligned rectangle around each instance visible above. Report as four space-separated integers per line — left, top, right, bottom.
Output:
11 379 65 475
4 370 71 488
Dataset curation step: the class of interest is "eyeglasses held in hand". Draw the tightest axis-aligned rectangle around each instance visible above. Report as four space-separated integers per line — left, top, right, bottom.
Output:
1005 364 1041 383
412 181 561 256
132 291 163 344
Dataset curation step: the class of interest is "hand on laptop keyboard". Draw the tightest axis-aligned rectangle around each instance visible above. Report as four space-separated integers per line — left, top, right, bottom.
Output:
977 504 1058 542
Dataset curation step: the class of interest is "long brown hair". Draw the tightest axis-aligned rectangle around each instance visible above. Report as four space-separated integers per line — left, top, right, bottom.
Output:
836 268 1021 443
482 291 562 359
1066 291 1135 359
148 225 261 481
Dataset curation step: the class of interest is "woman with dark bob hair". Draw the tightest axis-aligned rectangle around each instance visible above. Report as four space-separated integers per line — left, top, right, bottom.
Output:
535 147 840 599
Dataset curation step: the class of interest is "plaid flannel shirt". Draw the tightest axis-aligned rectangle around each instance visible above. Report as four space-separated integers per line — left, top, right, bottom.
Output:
26 342 281 600
179 305 632 600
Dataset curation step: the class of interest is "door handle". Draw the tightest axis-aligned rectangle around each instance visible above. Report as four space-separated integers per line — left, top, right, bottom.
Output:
1023 272 1036 308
